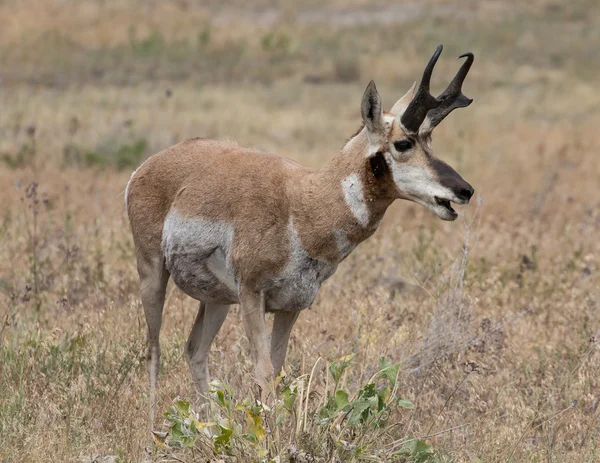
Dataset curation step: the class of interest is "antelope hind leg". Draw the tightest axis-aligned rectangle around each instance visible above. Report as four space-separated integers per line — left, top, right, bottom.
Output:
137 253 170 429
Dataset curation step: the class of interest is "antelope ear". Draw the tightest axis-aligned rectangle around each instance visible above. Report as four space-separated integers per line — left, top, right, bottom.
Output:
361 80 384 136
390 82 417 117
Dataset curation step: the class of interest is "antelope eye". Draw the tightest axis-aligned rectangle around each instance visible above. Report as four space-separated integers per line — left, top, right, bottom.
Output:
393 140 413 152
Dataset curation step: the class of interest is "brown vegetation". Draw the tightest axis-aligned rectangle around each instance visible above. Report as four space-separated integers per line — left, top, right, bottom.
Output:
0 0 599 461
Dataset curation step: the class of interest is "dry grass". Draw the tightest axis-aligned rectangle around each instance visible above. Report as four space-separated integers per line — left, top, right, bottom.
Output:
1 0 599 462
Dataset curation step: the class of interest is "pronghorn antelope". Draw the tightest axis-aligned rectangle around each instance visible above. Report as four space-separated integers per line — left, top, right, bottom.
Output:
126 45 475 422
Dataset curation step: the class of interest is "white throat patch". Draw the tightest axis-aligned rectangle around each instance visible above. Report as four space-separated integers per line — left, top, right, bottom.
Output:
341 173 370 227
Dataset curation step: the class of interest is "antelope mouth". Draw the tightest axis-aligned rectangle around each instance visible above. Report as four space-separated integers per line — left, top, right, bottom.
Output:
434 196 458 220
435 196 455 213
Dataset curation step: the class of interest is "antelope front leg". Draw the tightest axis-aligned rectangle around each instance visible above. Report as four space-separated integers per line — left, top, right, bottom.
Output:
185 302 231 402
239 288 273 398
271 311 300 376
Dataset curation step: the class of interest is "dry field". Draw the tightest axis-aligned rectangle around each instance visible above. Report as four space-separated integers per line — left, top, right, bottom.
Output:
1 1 599 461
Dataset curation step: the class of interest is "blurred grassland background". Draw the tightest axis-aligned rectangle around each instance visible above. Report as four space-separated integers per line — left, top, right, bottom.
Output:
0 0 599 461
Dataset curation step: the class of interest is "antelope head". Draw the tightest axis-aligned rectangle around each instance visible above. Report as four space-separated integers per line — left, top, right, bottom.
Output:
361 44 475 221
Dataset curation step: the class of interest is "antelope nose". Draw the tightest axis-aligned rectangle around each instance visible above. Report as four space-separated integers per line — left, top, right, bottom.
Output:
458 185 474 202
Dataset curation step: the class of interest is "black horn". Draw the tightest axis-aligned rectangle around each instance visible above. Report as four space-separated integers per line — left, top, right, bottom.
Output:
424 52 474 132
400 44 444 133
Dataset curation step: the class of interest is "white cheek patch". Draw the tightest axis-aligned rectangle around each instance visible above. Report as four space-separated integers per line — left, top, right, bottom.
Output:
125 153 154 209
384 153 454 201
341 174 370 227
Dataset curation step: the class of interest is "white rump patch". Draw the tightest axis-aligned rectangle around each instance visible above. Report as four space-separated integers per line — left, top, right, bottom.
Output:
124 168 138 208
341 174 370 227
125 152 154 209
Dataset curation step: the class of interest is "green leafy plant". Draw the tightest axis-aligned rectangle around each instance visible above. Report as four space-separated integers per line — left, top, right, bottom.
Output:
160 381 269 457
320 356 412 430
393 436 436 462
163 399 198 448
157 357 431 461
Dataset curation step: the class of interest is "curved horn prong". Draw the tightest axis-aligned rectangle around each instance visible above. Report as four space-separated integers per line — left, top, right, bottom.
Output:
422 52 474 133
400 45 444 133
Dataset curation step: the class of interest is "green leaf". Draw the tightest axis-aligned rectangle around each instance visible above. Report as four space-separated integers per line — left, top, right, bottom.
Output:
214 424 233 452
397 399 415 410
174 399 191 417
169 424 193 448
335 390 350 410
359 383 377 398
347 399 373 426
392 436 434 462
246 409 266 441
215 390 226 408
414 439 433 455
275 411 288 427
319 394 338 421
379 357 400 387
281 385 297 412
376 386 390 411
329 353 354 383
164 405 177 421
242 432 258 443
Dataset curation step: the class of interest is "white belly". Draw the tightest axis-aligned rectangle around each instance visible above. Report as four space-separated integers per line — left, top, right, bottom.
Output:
162 213 338 310
162 213 239 304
